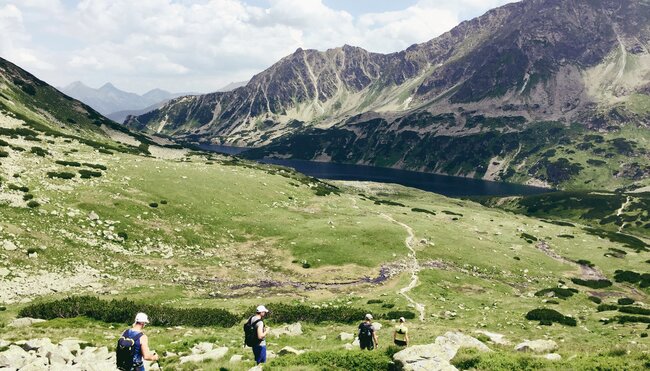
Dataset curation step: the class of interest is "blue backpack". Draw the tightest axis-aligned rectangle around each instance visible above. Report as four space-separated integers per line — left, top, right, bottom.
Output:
116 330 143 371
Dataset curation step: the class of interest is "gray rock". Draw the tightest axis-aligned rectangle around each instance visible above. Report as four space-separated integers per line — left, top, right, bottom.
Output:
59 338 83 354
372 322 382 331
180 347 228 364
191 342 213 354
0 345 29 368
0 267 10 277
338 332 354 341
343 343 355 350
249 366 263 371
8 317 46 328
88 211 100 221
544 353 562 361
474 330 510 345
393 332 490 371
515 339 558 354
22 337 53 351
2 241 17 251
278 346 305 356
229 354 243 362
270 322 303 337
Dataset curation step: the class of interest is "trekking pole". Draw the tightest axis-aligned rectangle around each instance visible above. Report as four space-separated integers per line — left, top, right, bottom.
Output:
154 359 163 371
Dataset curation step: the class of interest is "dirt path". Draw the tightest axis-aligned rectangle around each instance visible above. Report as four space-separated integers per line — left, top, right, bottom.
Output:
616 196 632 232
380 213 426 321
535 240 606 280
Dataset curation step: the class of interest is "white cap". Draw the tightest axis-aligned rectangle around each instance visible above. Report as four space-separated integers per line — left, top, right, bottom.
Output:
134 312 150 324
399 317 405 322
256 305 269 313
365 313 373 320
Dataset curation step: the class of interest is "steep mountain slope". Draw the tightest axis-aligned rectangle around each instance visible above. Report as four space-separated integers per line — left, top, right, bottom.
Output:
61 81 184 119
1 56 650 370
126 0 650 190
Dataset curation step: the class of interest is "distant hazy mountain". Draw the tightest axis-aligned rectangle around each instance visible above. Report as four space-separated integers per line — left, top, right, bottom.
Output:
60 81 184 120
217 81 248 92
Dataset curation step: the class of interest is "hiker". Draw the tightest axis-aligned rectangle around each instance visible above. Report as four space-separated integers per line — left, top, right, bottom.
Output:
244 305 270 365
358 313 379 350
393 317 409 347
116 312 159 371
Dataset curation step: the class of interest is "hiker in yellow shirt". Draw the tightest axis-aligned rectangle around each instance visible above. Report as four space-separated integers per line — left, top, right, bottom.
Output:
393 317 409 347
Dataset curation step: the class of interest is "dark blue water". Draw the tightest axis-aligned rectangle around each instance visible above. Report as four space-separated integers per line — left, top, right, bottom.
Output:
198 144 552 197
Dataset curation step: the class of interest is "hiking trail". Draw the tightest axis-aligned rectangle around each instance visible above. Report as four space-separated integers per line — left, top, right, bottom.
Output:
380 213 426 321
616 196 632 232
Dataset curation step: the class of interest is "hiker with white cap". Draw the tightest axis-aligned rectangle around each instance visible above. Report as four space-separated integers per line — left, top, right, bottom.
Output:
358 313 379 350
393 317 409 347
244 305 271 365
116 312 159 371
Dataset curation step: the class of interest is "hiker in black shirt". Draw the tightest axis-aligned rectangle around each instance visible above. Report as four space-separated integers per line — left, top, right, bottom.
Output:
358 313 379 350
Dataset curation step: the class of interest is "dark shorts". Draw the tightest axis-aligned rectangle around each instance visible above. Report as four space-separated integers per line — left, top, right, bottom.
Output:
394 339 407 347
252 344 267 364
360 340 374 350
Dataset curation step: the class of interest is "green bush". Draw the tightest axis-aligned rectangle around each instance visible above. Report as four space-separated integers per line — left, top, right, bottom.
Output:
616 315 650 324
411 207 435 215
26 200 40 208
82 163 108 170
30 146 48 157
18 296 238 327
8 184 28 192
367 299 383 304
160 200 168 205
525 308 576 326
570 278 612 289
257 303 366 324
0 306 5 311
618 298 635 305
381 303 395 309
98 148 113 155
149 202 158 208
0 150 8 158
597 304 618 312
22 194 34 201
79 170 102 179
47 172 75 179
55 160 81 167
269 349 392 371
117 232 128 241
619 306 650 315
534 287 577 299
588 296 602 304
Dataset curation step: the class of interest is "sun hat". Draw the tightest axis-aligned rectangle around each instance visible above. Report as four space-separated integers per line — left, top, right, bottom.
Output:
365 313 373 320
134 312 150 324
256 305 269 313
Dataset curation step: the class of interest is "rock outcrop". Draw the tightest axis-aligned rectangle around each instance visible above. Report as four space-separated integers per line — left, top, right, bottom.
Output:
393 331 490 371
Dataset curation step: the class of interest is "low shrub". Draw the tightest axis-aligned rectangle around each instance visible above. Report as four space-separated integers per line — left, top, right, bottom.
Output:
367 299 383 304
641 333 648 338
18 296 238 327
47 172 75 180
55 160 81 167
411 208 435 215
30 147 48 157
0 306 5 311
381 303 395 309
0 150 8 158
98 148 113 155
26 200 40 208
385 311 416 320
588 296 602 304
597 304 618 312
26 248 39 255
117 232 128 241
618 298 635 305
82 163 107 170
525 308 576 326
619 306 650 316
570 278 612 289
575 259 593 266
256 303 366 324
8 184 28 192
534 287 577 299
149 202 158 208
269 349 392 371
160 200 168 205
78 170 102 179
22 194 34 201
615 315 650 324
520 233 538 242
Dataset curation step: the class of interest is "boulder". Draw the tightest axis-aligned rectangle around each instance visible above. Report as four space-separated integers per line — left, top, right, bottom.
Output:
338 332 354 341
515 339 558 354
270 322 303 337
59 338 83 354
88 211 100 221
0 345 30 368
249 366 264 371
267 350 277 359
544 353 562 361
372 322 383 331
474 330 510 345
278 346 305 356
393 332 490 371
343 343 355 350
2 240 17 251
8 317 46 328
229 354 243 362
180 347 228 364
0 267 10 277
191 342 214 354
21 337 53 351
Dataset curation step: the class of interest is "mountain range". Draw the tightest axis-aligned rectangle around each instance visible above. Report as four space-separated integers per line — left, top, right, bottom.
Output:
124 0 650 190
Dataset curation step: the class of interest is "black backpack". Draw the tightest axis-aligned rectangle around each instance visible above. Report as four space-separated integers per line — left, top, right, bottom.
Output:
243 317 262 347
358 323 373 340
116 330 144 371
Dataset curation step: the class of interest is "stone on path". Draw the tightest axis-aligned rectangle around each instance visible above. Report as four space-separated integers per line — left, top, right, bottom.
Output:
515 339 558 353
278 346 305 356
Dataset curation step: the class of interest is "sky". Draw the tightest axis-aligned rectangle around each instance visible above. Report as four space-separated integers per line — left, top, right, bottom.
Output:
0 0 516 94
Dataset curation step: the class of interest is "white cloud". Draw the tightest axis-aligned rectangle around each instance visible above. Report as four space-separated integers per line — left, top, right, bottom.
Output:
0 0 517 93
